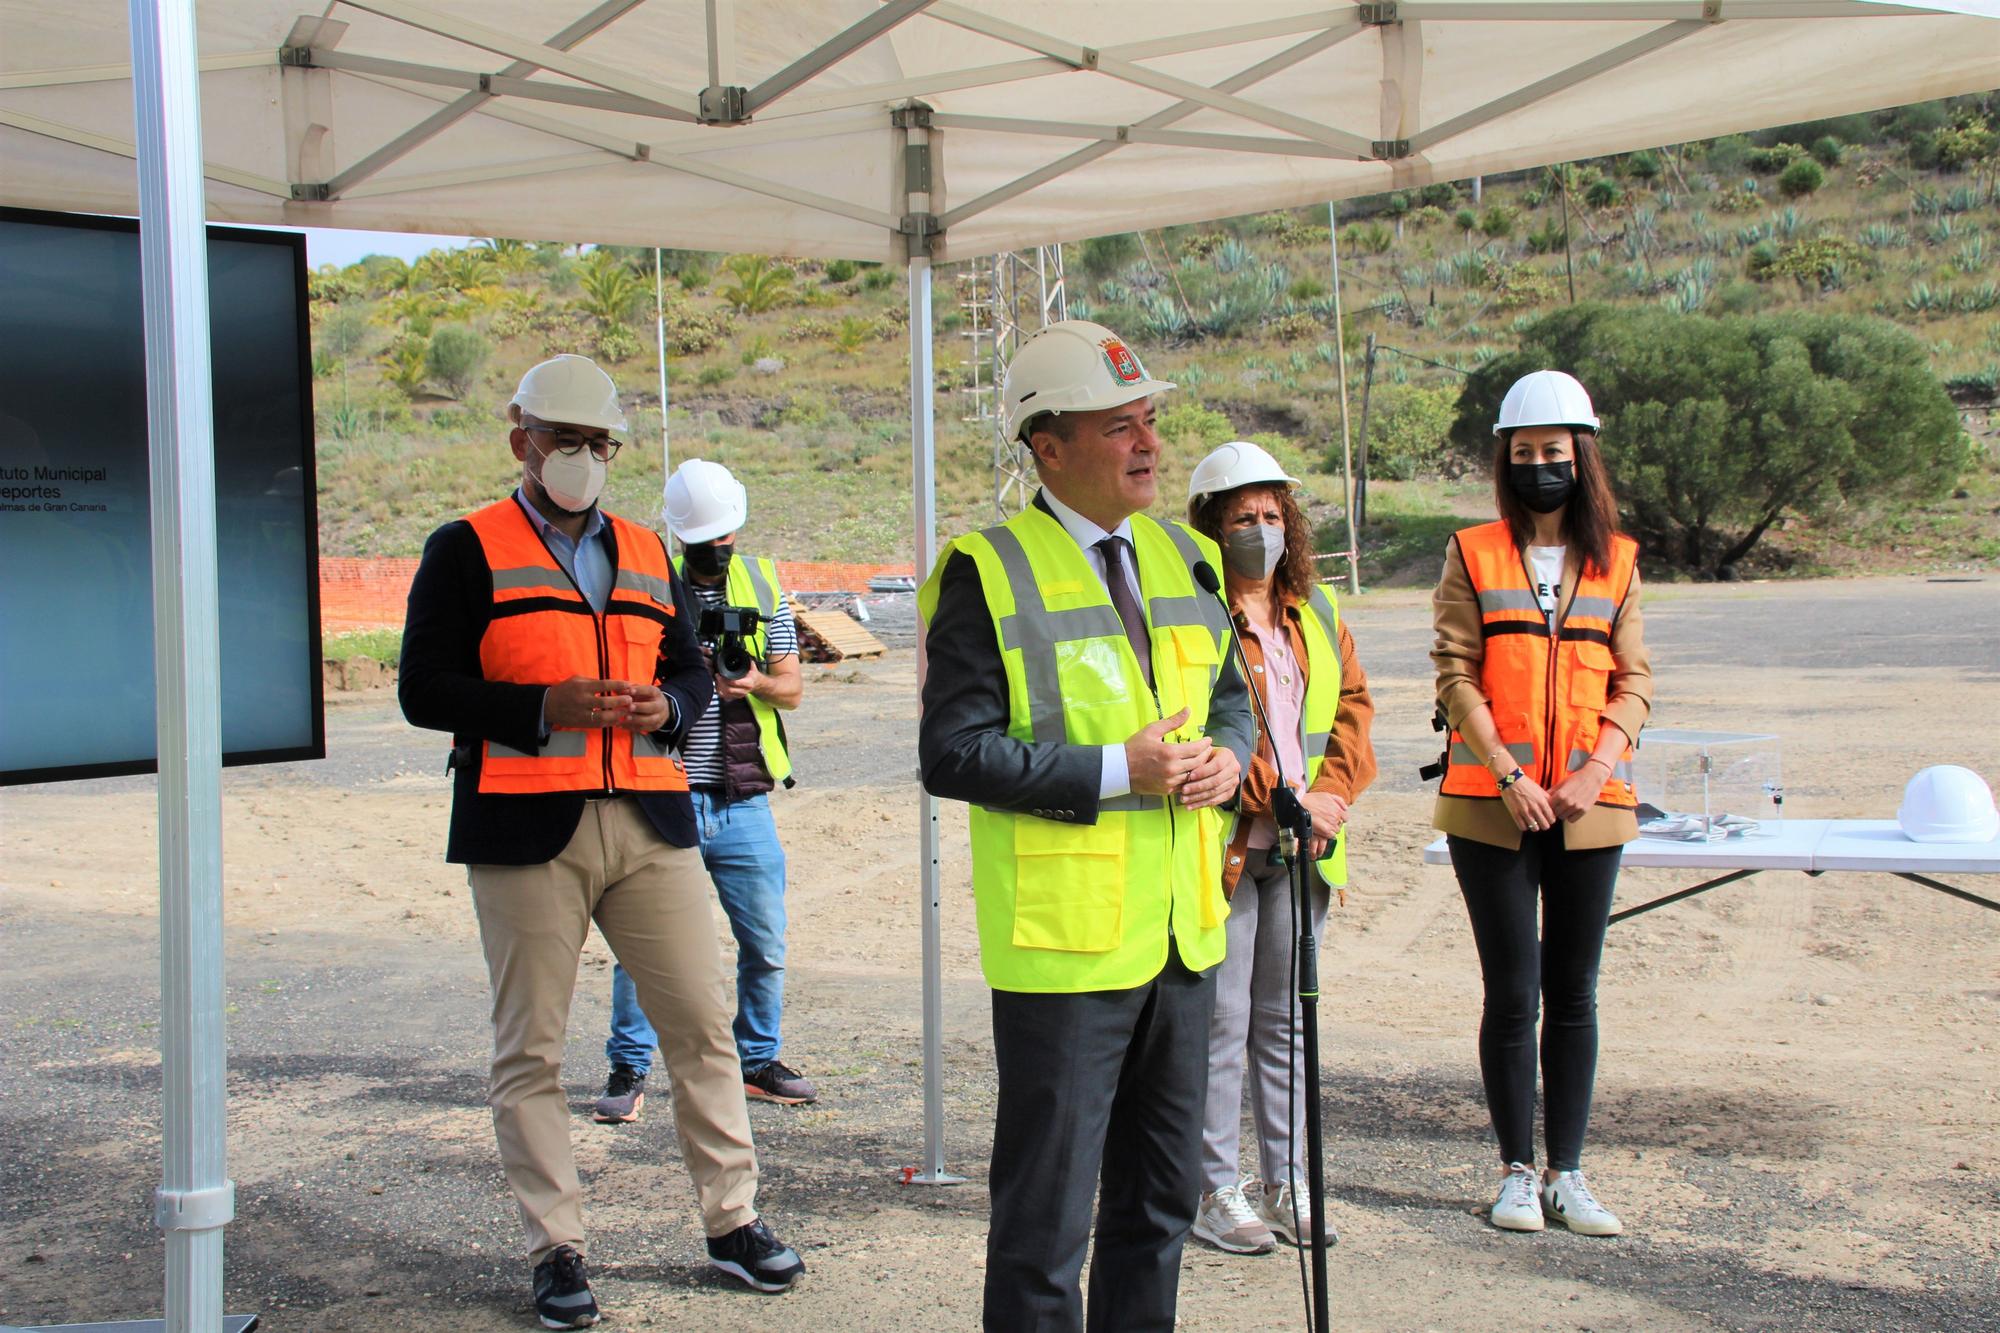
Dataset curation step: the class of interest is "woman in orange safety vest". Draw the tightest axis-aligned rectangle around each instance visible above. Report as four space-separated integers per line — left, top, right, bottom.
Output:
1430 370 1652 1239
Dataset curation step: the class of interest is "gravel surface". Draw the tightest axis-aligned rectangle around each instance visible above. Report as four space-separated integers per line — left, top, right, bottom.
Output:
3 576 1996 1332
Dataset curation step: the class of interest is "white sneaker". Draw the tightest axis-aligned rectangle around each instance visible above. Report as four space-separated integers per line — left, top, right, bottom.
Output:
1490 1163 1545 1232
1543 1170 1622 1236
1192 1181 1276 1255
1256 1178 1335 1247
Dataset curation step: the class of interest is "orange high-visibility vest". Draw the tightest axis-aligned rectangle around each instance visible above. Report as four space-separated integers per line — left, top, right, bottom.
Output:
463 498 689 796
1440 520 1639 808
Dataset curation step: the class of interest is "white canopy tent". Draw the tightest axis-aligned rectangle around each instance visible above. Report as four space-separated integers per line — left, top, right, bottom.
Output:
5 1 1999 1327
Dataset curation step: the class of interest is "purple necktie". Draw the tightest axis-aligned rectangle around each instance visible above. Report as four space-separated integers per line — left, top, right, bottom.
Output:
1096 536 1153 686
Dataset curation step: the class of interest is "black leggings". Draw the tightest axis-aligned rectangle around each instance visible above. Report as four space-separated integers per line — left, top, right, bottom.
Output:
1448 831 1622 1172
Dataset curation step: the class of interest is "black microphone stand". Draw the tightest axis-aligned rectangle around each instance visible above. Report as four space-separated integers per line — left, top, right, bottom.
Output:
1195 562 1330 1333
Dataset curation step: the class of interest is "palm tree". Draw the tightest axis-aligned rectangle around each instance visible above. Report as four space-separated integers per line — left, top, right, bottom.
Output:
576 251 644 325
719 254 794 314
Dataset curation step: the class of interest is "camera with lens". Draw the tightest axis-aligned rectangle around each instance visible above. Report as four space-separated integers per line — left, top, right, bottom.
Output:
698 605 766 681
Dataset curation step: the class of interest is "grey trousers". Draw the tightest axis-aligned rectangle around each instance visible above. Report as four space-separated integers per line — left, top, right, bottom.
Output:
1200 852 1332 1193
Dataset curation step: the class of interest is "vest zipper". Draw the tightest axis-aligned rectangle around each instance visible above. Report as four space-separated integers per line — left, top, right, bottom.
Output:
528 513 616 796
1520 546 1561 789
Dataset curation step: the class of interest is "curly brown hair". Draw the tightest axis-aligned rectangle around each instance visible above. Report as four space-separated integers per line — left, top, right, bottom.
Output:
1187 482 1319 606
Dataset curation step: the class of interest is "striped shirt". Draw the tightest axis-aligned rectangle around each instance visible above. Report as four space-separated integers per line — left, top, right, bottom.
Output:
682 577 798 788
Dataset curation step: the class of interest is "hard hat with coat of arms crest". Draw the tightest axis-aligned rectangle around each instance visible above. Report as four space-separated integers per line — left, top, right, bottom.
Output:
1002 319 1176 444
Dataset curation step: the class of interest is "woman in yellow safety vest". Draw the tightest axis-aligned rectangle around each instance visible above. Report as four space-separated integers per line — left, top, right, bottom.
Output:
1431 370 1653 1238
1184 440 1377 1257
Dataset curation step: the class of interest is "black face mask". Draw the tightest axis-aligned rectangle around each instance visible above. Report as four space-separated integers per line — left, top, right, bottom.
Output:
1508 461 1577 514
683 541 734 579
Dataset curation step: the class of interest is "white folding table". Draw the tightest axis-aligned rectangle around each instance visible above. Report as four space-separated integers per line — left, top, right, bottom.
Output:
1422 820 2000 924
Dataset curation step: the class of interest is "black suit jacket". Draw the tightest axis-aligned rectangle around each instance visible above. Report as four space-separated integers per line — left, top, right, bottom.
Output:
918 495 1255 822
398 506 713 865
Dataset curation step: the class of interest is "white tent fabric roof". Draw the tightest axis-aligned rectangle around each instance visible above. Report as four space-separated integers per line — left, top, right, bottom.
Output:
5 1 2000 262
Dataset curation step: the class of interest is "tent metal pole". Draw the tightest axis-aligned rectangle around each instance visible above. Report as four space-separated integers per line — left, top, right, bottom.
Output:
908 253 958 1185
655 247 670 482
1327 202 1359 595
131 0 234 1329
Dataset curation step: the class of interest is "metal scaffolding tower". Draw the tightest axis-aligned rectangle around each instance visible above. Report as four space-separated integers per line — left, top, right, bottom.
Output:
961 246 1067 517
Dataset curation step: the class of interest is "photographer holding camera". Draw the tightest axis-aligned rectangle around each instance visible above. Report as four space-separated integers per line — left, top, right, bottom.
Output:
595 458 817 1120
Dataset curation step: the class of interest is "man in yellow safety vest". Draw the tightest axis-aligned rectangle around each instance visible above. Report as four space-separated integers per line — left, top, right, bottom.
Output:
919 320 1255 1332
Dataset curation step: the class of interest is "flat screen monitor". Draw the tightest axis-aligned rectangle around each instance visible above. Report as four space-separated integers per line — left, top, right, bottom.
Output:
0 205 323 784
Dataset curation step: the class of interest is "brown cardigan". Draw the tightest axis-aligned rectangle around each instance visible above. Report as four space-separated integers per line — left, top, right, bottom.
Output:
1430 533 1653 851
1224 602 1377 897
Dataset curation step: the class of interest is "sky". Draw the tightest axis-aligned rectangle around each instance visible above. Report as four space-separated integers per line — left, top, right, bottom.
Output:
244 226 477 269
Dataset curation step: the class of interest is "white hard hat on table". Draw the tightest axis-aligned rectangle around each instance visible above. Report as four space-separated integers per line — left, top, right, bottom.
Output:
1188 440 1301 505
509 353 629 432
663 458 748 543
1897 765 2000 843
1493 369 1599 435
1002 319 1175 444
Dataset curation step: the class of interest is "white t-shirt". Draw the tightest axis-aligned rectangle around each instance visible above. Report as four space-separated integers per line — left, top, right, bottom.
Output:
1528 545 1565 617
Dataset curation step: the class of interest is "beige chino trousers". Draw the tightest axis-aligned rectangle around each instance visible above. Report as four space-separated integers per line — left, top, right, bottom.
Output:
469 796 759 1263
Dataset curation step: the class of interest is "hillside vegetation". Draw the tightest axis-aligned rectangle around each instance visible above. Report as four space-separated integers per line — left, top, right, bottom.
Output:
308 95 2000 581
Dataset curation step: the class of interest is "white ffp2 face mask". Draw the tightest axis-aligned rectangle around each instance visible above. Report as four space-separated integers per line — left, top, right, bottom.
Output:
1223 522 1285 580
536 444 608 513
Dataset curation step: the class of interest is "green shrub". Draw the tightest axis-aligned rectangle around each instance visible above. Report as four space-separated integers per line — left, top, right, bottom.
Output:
1453 207 1479 232
1478 205 1517 240
1933 118 1994 170
1584 178 1623 208
1079 232 1141 279
1811 136 1844 167
1154 400 1234 451
1343 222 1394 254
424 324 490 397
695 363 735 387
1625 149 1663 181
823 258 859 283
324 629 402 665
1777 158 1825 198
593 321 642 363
1525 221 1567 255
1451 303 1968 573
1746 142 1805 174
1419 182 1458 208
1384 192 1411 217
1745 239 1782 279
1364 384 1457 480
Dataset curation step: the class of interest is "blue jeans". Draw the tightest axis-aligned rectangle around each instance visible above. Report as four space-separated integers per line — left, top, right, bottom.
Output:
608 790 789 1075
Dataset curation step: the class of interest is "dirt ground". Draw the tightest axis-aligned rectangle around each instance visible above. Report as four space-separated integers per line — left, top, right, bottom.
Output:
3 576 1998 1332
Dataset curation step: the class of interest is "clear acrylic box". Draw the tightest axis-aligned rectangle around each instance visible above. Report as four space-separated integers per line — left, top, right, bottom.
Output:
1632 728 1785 839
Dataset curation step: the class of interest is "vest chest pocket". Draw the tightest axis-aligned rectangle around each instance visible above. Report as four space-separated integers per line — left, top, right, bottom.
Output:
1012 816 1127 953
1567 639 1617 709
1165 624 1219 731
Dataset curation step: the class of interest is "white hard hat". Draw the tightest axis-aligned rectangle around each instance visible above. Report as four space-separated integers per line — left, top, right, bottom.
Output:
1188 440 1301 505
509 354 629 432
1494 369 1599 436
1003 319 1175 444
663 458 748 543
1897 765 2000 843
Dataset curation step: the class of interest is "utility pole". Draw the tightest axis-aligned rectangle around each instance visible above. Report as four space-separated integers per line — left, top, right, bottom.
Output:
1354 334 1379 531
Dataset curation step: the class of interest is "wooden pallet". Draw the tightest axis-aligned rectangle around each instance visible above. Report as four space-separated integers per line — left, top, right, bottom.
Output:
790 597 888 662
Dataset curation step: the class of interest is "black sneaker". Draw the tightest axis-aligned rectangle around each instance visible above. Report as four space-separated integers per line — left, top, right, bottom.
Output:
592 1065 646 1124
743 1059 817 1106
706 1218 805 1293
532 1245 600 1329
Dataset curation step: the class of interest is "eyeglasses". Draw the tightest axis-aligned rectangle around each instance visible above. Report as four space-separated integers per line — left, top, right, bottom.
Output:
525 424 623 461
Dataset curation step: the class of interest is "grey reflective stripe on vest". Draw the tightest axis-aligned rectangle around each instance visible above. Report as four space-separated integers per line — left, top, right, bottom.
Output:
632 730 674 759
614 568 675 605
1450 740 1534 767
491 731 587 759
985 525 1119 744
1100 792 1165 812
1302 585 1339 758
490 565 570 593
1477 588 1542 614
1567 749 1634 781
743 558 780 617
1567 595 1618 622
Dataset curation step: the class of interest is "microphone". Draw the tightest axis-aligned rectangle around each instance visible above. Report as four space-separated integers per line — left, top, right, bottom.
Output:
1193 560 1306 838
